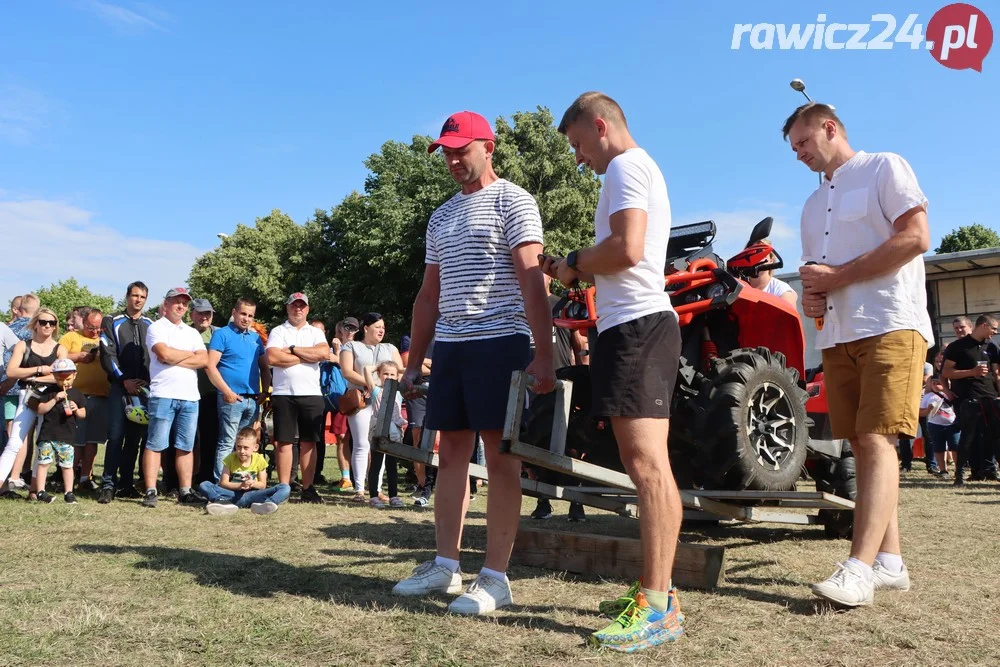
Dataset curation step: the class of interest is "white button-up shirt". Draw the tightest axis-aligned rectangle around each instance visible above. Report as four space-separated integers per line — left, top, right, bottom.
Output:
800 151 934 350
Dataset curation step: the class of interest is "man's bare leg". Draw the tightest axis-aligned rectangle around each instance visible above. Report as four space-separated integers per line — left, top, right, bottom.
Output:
480 429 521 572
299 441 317 487
613 416 680 592
142 450 161 491
434 430 474 560
849 433 900 564
275 442 293 485
175 450 194 489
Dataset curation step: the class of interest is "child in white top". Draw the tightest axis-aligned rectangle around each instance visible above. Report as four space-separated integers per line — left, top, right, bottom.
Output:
365 361 406 508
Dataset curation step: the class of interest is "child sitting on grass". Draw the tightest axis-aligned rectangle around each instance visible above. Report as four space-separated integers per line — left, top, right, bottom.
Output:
198 428 290 516
28 358 86 504
365 360 407 508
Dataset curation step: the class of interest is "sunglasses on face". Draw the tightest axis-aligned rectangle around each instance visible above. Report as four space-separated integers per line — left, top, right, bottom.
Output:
38 319 58 327
343 326 358 333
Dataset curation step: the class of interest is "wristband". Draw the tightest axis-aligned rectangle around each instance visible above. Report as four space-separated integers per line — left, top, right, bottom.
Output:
289 345 296 356
566 250 580 271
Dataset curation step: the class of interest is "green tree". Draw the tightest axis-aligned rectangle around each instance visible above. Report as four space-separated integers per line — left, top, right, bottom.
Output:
34 278 116 327
936 223 1000 254
493 107 599 257
311 107 600 335
187 210 324 327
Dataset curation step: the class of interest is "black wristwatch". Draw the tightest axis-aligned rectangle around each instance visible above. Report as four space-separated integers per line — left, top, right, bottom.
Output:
567 250 579 270
289 345 296 356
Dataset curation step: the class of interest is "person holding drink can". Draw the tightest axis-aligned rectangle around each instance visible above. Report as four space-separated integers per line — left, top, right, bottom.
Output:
27 358 87 503
942 314 1000 484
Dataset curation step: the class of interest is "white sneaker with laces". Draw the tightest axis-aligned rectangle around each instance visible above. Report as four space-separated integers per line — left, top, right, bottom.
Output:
206 501 239 516
447 573 513 615
872 561 911 591
251 501 279 515
811 561 874 607
392 561 464 597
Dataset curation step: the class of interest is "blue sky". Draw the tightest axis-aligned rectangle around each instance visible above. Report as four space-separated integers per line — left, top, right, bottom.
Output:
1 0 996 307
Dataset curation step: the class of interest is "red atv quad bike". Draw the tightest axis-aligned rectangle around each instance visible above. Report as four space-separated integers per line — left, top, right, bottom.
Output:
525 217 856 536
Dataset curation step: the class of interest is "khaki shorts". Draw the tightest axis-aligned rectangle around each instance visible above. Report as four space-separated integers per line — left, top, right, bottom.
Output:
822 329 927 440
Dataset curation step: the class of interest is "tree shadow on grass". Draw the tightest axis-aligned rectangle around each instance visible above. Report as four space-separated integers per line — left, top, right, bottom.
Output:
72 543 591 636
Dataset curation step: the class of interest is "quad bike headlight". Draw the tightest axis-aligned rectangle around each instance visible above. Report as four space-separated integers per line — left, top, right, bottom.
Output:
707 284 726 299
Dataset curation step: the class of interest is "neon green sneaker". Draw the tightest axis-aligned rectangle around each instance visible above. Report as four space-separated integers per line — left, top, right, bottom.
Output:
597 579 641 617
588 590 685 652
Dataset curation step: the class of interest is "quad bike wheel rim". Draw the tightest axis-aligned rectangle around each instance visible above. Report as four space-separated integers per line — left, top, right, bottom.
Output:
745 381 797 470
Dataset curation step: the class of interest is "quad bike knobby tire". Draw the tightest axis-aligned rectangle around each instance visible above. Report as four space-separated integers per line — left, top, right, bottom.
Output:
696 347 809 491
813 443 857 539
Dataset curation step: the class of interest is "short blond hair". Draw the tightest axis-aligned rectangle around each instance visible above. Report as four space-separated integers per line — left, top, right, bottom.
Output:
558 91 628 134
376 360 401 375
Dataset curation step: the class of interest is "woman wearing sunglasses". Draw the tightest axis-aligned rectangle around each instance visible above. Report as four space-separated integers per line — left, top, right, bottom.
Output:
0 307 68 492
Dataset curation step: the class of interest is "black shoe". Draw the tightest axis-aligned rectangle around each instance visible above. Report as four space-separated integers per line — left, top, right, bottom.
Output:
116 486 142 500
300 486 324 504
178 491 206 505
36 491 56 504
314 474 328 486
953 475 965 487
983 470 1000 482
97 487 115 504
900 466 912 473
0 489 24 501
142 490 158 508
290 480 303 493
64 492 78 504
531 498 553 520
568 502 587 522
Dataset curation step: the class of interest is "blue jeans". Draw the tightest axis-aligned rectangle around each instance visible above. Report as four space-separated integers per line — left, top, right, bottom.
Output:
197 481 290 507
103 382 147 489
214 395 259 482
146 397 199 453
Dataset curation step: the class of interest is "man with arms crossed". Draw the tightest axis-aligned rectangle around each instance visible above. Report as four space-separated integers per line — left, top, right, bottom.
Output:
265 292 329 503
542 92 684 651
785 102 932 606
143 288 209 507
393 110 555 614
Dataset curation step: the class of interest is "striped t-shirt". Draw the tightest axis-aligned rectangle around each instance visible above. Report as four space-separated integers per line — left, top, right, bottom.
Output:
426 178 544 342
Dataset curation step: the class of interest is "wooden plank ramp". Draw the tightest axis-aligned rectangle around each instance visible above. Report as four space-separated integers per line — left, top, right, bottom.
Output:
511 526 725 591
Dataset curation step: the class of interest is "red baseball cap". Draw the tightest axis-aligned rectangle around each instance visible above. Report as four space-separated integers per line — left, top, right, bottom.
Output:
427 111 495 153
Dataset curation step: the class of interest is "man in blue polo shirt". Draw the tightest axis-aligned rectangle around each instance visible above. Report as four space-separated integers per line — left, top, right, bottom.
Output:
205 297 271 482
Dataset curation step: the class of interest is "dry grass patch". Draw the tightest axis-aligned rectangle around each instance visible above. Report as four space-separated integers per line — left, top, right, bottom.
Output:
0 472 997 666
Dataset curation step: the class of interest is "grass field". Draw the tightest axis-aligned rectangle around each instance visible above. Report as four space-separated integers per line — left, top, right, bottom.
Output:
0 466 997 667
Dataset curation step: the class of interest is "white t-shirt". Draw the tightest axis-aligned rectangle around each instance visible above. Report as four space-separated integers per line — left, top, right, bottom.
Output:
425 178 544 342
919 391 956 426
800 151 933 350
146 318 206 402
593 148 675 333
342 341 398 391
266 321 327 396
762 277 794 298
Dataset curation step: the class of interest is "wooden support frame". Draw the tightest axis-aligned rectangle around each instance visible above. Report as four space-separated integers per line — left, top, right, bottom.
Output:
510 527 726 591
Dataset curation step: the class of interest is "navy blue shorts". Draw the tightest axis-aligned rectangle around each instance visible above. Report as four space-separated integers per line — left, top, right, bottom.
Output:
425 334 530 432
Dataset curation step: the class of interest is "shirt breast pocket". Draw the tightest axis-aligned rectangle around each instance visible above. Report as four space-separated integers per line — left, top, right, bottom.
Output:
838 188 869 221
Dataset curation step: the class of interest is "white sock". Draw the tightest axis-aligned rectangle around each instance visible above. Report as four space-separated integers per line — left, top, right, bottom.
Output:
434 555 460 573
875 552 904 574
845 557 874 582
480 567 508 583
640 587 669 612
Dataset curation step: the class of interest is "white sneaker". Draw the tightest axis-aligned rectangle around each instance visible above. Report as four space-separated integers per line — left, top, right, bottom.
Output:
872 561 911 591
206 502 239 516
447 573 513 615
811 562 874 607
251 501 279 515
392 560 464 597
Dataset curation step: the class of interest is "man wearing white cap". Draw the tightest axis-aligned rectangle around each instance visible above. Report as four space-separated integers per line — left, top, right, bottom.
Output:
142 287 208 508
